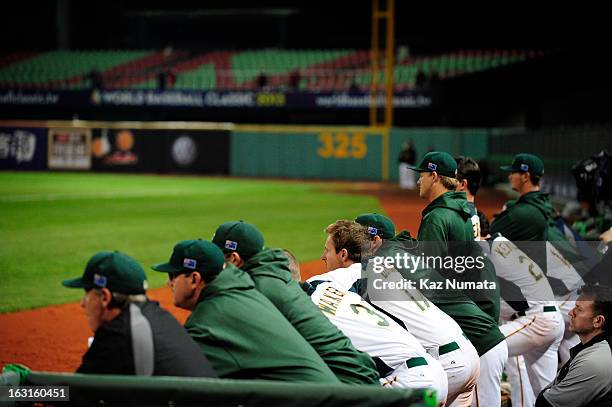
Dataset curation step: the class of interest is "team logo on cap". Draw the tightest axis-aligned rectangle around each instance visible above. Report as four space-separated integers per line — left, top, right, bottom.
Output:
367 226 378 236
93 273 107 288
183 258 197 269
520 163 529 171
427 162 437 171
225 240 238 250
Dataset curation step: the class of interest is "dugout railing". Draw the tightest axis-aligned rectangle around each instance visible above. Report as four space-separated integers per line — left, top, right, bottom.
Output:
0 365 437 407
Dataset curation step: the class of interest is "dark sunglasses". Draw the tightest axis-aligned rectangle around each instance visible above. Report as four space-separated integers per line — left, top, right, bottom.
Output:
167 270 193 281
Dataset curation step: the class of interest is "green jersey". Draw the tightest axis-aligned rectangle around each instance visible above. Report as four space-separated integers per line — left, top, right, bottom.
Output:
185 264 339 382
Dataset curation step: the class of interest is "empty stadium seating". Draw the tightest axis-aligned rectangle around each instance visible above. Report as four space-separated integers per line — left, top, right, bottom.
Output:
0 48 544 92
0 50 152 89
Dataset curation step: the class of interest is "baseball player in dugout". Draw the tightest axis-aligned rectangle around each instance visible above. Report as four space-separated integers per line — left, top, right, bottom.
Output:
305 220 449 404
491 153 589 365
465 153 564 406
491 153 551 242
62 251 217 377
354 213 481 407
453 156 504 320
490 153 588 282
211 220 380 385
152 239 339 382
408 152 509 407
408 151 473 256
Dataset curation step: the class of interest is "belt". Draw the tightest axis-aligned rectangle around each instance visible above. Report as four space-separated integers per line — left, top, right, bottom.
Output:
510 305 557 321
405 357 428 369
439 341 460 356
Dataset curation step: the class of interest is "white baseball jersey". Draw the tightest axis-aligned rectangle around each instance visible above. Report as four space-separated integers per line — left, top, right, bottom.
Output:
309 280 448 404
368 267 480 407
310 262 465 349
307 262 362 291
489 238 565 402
366 263 466 349
545 241 584 294
310 280 427 368
486 235 556 314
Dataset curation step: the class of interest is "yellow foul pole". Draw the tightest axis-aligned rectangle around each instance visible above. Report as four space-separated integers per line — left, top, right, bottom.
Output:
370 0 394 180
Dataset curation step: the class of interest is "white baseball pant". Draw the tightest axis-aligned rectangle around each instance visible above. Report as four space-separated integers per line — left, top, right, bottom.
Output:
383 353 448 406
470 339 508 407
505 355 535 407
499 306 564 398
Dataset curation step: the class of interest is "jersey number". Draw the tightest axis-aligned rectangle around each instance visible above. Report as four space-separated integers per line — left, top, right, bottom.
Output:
350 304 389 327
518 255 544 281
403 289 431 312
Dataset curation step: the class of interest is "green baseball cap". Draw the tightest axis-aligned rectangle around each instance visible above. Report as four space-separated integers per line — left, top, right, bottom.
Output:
355 213 396 239
62 251 148 294
408 151 458 178
500 153 544 176
212 220 264 260
151 239 225 281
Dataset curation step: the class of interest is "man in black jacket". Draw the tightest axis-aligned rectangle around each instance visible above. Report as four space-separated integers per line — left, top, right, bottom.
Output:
63 250 216 377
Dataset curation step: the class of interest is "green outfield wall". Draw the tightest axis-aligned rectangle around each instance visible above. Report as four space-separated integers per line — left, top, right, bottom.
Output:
3 121 599 188
230 126 384 180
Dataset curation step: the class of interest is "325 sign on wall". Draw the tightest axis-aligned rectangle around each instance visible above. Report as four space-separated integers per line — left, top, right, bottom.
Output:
317 132 367 159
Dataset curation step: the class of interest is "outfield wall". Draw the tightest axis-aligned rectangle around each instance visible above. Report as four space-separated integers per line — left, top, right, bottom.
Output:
231 126 385 180
1 121 603 186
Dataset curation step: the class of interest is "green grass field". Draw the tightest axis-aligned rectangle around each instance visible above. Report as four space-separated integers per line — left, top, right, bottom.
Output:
0 172 382 313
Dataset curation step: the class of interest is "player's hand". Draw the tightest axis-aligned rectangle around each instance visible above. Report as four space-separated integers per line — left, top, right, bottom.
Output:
380 375 398 388
599 228 612 244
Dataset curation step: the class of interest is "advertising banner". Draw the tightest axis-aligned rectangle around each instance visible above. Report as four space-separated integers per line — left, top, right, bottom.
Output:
0 89 432 109
0 127 47 170
0 89 91 106
93 90 432 109
91 129 230 174
48 128 91 170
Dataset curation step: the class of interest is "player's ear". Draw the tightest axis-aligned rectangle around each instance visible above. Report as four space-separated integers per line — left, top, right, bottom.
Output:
522 172 531 183
339 248 349 261
191 271 203 287
593 314 605 330
234 253 245 268
100 288 113 308
372 235 383 250
226 252 242 267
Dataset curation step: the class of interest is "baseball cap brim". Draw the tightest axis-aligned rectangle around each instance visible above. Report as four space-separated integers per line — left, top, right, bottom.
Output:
500 165 519 172
150 262 183 273
62 277 87 289
407 165 427 172
407 164 456 177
